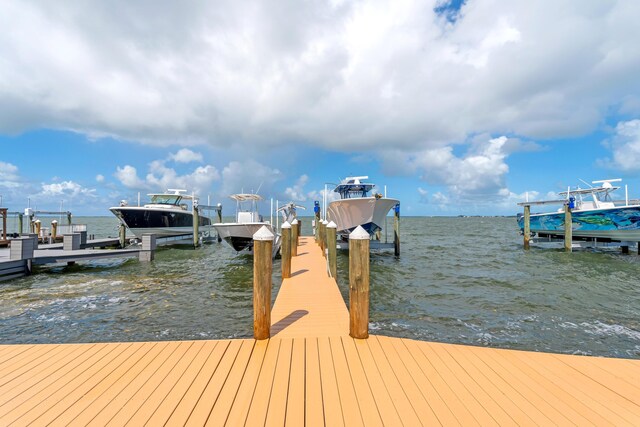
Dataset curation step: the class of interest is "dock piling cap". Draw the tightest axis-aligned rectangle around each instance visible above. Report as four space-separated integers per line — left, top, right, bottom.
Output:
291 218 299 225
327 221 337 229
253 225 275 241
349 225 369 240
281 221 291 229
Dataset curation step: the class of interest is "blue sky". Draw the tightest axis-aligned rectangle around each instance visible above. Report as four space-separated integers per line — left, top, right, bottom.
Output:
1 1 640 216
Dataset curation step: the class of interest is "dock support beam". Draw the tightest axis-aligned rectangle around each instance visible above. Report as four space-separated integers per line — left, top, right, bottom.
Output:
327 221 337 278
281 222 292 279
349 225 370 339
394 203 400 256
564 203 572 252
291 218 299 257
18 213 23 236
253 226 274 340
119 224 127 248
193 206 200 248
523 205 530 250
217 204 223 242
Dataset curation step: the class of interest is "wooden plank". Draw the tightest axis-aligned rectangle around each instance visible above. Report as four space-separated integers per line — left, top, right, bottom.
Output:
0 344 34 367
339 337 384 426
145 340 223 426
101 341 195 426
125 340 208 426
360 336 425 426
286 338 305 427
0 344 62 382
163 340 230 426
400 338 476 425
52 341 171 426
201 339 256 426
514 350 640 424
0 344 99 407
185 339 246 426
265 338 293 427
3 342 141 426
305 338 325 427
223 340 269 426
429 342 524 426
244 338 281 425
327 336 363 427
317 337 345 427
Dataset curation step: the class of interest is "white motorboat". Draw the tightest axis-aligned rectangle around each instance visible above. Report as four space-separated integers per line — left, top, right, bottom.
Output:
517 178 640 241
326 176 399 239
213 194 279 253
110 189 211 238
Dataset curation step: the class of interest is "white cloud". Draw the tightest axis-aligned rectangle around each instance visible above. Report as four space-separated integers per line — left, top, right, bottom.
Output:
39 180 97 198
284 174 309 202
417 187 429 203
0 161 20 187
598 119 640 171
220 160 282 197
115 165 147 189
168 148 203 163
95 174 105 183
0 1 638 150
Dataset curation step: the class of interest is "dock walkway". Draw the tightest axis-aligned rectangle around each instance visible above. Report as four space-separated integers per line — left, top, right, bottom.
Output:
1 237 639 425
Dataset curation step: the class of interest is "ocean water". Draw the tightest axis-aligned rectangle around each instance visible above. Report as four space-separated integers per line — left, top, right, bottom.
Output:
1 216 639 359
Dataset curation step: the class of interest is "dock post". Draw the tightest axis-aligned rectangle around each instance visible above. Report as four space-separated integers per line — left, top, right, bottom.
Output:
564 203 572 252
34 220 41 241
297 219 302 238
119 223 127 248
314 201 320 242
319 220 326 255
193 205 200 248
327 221 337 278
217 204 223 242
281 222 292 279
291 218 299 257
51 220 58 242
10 236 34 275
67 212 72 226
63 233 81 251
349 225 370 339
394 203 400 256
253 226 274 340
621 244 629 254
18 213 23 235
2 209 6 242
523 205 531 250
139 234 156 262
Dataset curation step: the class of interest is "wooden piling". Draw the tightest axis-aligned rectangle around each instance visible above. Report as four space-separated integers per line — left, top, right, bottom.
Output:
393 203 400 256
523 205 531 250
253 226 274 340
314 202 321 242
327 221 337 278
217 204 223 242
119 223 126 248
193 205 200 248
281 222 292 279
349 225 370 339
621 245 629 254
34 220 41 240
51 220 58 241
296 219 302 241
18 213 23 236
291 218 299 257
319 220 327 256
1 209 6 242
564 203 572 252
67 212 72 226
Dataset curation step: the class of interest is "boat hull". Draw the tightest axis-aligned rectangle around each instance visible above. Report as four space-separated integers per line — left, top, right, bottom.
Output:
327 197 399 238
213 222 275 252
110 207 211 238
517 206 640 241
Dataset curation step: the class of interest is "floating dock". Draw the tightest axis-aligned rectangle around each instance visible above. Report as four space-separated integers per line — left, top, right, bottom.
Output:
1 237 639 425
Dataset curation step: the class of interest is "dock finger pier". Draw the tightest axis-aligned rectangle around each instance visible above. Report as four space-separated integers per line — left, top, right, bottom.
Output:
1 227 639 426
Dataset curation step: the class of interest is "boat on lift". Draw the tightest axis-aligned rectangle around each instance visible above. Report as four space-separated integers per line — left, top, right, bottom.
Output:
326 176 399 240
517 178 640 241
109 189 211 238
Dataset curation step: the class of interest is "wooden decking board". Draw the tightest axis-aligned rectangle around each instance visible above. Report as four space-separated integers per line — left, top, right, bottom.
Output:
125 340 208 426
1 235 640 425
367 336 440 425
205 339 256 426
223 340 269 427
144 341 221 426
317 336 346 427
7 342 142 426
103 341 196 426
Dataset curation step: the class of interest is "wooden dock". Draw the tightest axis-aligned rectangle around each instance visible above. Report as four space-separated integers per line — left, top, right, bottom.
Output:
1 237 639 425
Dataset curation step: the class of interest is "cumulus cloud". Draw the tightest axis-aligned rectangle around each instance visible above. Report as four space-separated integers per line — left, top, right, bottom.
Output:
95 174 105 183
284 174 309 201
0 161 21 187
39 180 97 198
598 119 640 171
220 160 282 197
1 1 638 151
168 148 203 163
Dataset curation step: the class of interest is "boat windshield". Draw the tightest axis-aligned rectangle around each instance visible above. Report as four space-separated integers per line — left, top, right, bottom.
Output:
334 183 376 199
150 195 182 205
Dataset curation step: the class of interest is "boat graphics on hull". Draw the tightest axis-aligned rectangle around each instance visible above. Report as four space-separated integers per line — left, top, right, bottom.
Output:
327 197 399 238
517 206 640 241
